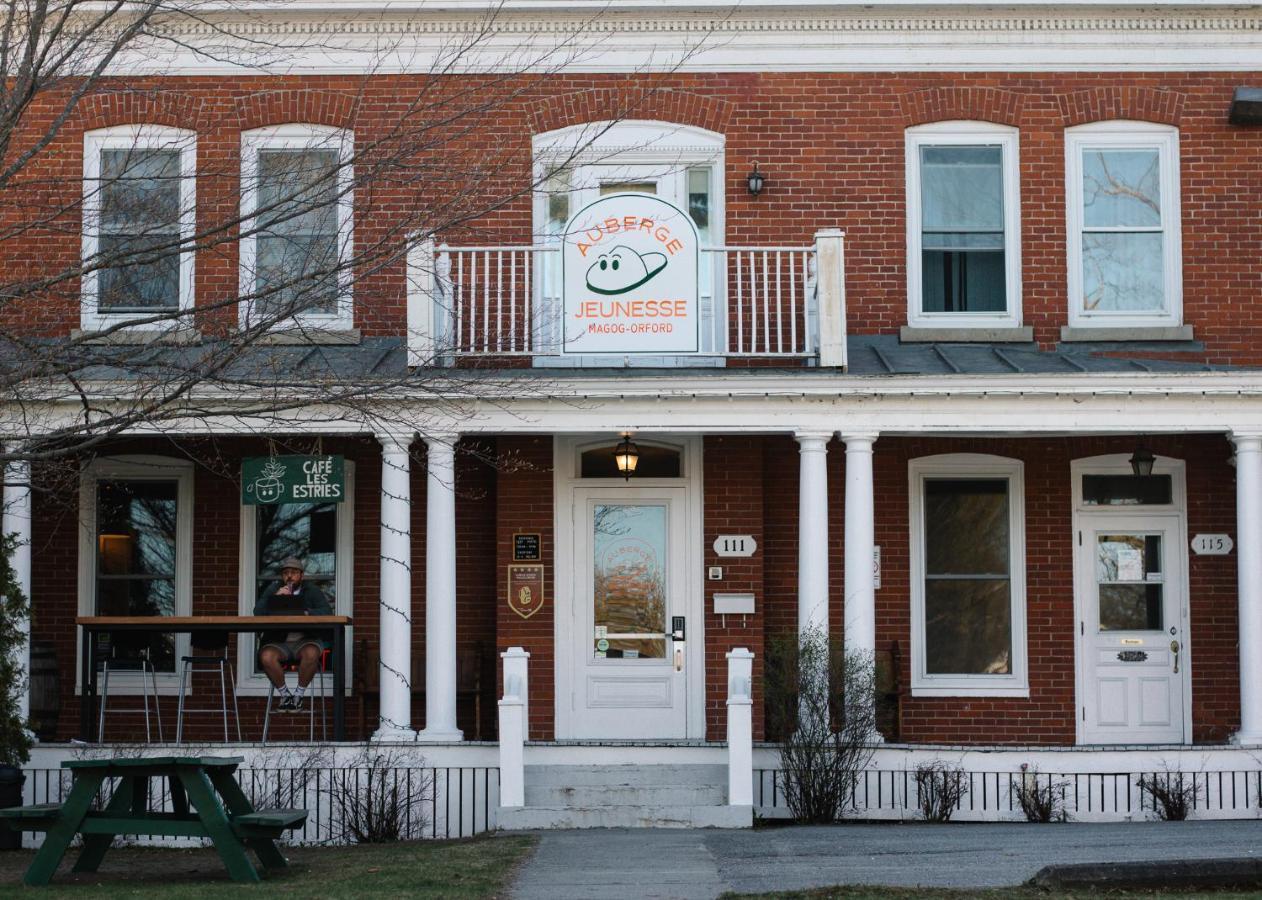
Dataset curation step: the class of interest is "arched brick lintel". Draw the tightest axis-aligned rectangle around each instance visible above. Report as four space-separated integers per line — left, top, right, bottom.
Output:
1058 87 1186 127
527 88 734 137
898 88 1025 128
73 89 204 131
232 90 360 132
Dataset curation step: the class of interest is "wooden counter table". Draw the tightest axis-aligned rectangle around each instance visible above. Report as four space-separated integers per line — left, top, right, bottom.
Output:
76 616 351 742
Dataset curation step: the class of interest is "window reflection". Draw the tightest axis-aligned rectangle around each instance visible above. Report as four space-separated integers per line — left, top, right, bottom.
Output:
94 479 179 669
592 504 667 659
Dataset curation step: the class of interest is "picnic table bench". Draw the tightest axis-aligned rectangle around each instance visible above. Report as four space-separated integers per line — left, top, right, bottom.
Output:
0 756 307 886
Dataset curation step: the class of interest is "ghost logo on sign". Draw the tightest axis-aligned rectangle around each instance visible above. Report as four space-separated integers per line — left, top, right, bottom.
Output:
585 245 668 295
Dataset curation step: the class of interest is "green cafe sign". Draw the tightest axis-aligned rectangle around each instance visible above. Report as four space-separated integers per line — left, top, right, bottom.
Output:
242 455 345 505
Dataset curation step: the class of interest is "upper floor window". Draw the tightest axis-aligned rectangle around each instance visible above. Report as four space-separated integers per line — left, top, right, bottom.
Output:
906 122 1021 329
240 125 354 332
82 126 196 330
1066 122 1182 328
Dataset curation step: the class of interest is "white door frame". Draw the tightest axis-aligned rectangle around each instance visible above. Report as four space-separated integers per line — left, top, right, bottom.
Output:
554 434 706 739
1071 453 1192 745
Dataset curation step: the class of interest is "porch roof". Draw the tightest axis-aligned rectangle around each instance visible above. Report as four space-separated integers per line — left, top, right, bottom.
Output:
32 334 1236 383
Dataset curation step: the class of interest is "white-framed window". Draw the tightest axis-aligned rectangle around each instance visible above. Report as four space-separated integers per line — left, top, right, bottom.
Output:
908 454 1028 697
905 122 1022 329
1065 121 1182 328
81 125 197 331
235 461 355 694
532 121 725 359
239 124 354 332
76 455 194 693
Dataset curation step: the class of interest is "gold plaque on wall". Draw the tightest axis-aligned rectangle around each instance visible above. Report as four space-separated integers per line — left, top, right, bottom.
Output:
507 564 545 619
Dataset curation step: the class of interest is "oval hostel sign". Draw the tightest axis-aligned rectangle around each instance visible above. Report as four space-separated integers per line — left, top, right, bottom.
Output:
562 193 699 355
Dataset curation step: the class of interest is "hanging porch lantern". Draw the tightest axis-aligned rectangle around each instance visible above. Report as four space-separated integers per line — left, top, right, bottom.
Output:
1129 444 1156 477
614 434 640 480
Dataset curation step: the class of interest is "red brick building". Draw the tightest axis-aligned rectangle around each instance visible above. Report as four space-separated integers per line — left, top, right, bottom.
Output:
8 1 1262 827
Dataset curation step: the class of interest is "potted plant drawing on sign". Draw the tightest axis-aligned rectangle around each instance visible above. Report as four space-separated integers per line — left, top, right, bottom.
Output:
248 457 288 504
0 533 32 849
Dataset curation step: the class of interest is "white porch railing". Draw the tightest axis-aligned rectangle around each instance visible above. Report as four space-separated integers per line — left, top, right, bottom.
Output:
406 230 847 367
498 646 530 810
727 648 754 808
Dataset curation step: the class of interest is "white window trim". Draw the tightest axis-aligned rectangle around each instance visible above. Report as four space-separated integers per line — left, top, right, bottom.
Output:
905 121 1022 330
235 461 355 696
908 453 1028 697
239 124 355 333
76 455 194 695
532 120 726 363
1065 121 1183 329
81 125 197 333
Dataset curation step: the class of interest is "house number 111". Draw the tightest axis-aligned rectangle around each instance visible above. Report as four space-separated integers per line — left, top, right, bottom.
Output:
713 535 757 558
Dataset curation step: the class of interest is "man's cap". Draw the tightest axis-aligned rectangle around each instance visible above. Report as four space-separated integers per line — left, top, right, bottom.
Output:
279 556 305 572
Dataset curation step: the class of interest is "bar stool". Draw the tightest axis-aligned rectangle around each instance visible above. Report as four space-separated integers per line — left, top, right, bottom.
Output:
262 649 328 743
175 630 242 744
97 632 163 743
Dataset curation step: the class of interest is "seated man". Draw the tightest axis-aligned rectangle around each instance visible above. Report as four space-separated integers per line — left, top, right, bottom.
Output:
255 556 332 712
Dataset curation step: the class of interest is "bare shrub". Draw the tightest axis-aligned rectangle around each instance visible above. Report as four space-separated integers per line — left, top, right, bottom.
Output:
1136 769 1202 821
764 626 878 824
915 760 968 822
1011 765 1070 823
333 746 432 843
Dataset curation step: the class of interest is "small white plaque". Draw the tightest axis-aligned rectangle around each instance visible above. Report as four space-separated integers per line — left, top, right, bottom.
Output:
1191 533 1233 556
713 535 757 557
713 592 755 615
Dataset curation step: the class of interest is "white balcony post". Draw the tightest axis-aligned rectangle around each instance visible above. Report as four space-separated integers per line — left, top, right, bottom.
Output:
375 432 416 740
796 432 831 639
498 647 530 808
726 647 754 808
843 431 882 741
405 236 436 366
3 456 32 725
814 229 847 368
418 433 463 742
1233 432 1262 744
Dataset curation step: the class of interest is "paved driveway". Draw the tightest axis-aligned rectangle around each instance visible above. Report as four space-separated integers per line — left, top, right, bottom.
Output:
510 820 1262 900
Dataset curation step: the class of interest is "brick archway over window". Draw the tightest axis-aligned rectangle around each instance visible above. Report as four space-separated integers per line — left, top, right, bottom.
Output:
1058 87 1186 127
898 87 1025 128
527 88 734 136
232 89 360 132
74 89 204 132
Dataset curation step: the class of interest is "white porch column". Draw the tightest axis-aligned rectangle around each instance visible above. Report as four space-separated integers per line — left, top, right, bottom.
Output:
418 433 463 742
3 457 31 725
842 433 878 661
375 432 417 741
796 432 831 638
1233 432 1262 744
842 432 882 741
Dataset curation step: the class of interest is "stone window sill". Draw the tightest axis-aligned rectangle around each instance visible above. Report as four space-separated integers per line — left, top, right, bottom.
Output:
249 328 361 346
71 327 200 346
1060 325 1195 343
900 326 1033 343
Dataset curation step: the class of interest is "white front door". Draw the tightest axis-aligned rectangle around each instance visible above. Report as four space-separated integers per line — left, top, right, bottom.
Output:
568 485 690 739
1077 514 1187 744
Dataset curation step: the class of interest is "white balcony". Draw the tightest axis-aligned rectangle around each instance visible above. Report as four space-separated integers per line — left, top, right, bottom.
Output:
407 230 846 368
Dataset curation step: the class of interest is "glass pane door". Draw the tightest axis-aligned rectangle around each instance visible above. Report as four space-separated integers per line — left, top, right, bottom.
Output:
592 503 667 660
1096 533 1164 631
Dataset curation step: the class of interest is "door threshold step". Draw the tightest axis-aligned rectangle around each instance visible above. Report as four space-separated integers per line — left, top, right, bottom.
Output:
497 804 752 830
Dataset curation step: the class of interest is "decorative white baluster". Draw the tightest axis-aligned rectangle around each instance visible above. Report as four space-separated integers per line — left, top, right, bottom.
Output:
726 648 754 808
498 647 530 808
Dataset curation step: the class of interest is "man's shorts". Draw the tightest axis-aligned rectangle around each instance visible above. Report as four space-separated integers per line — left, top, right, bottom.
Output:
259 636 323 664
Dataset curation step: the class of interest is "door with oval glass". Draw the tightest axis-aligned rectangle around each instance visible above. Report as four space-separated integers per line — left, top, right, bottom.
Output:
569 485 689 739
1077 513 1187 744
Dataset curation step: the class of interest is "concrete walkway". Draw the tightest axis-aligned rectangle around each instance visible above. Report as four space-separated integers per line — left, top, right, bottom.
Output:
510 820 1262 899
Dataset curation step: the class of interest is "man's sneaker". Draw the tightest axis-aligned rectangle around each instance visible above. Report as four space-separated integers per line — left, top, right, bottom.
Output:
290 695 306 713
277 693 296 713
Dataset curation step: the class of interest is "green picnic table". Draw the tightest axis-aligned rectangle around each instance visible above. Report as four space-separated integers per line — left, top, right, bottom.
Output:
0 756 308 886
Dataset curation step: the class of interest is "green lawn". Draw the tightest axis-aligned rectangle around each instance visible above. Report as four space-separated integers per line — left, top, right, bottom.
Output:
0 834 536 899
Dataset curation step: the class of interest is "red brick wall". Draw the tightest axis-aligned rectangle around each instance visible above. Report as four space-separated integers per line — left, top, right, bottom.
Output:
760 432 1239 746
5 73 1262 360
28 435 499 743
494 436 555 740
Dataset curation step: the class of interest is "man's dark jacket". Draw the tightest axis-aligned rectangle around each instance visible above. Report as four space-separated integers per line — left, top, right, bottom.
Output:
254 582 333 647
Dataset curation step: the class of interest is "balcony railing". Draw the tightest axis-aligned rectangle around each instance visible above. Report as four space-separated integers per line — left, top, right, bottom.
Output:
407 229 846 368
